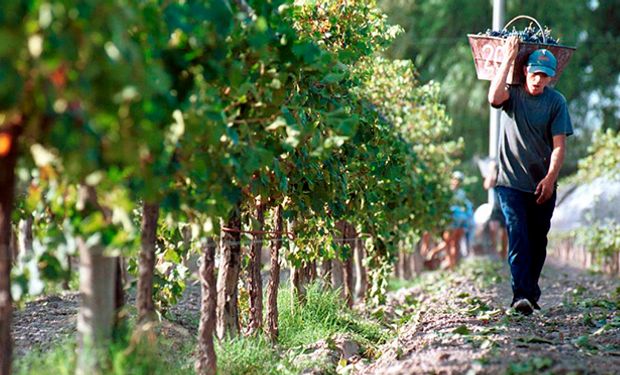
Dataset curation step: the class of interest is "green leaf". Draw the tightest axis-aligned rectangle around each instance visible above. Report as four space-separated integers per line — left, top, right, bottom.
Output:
38 253 65 281
322 71 345 84
163 248 181 263
452 325 470 335
518 335 555 345
80 213 107 235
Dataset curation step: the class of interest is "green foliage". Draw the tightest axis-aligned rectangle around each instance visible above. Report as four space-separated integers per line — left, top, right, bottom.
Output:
561 128 620 268
364 239 393 306
127 217 193 312
292 0 400 62
11 172 139 301
356 57 460 229
7 0 460 311
576 128 620 182
379 0 494 164
574 220 620 266
5 0 151 301
3 0 150 175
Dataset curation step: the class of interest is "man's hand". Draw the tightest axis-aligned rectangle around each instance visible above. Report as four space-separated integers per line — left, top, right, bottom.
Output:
503 35 519 62
534 176 555 204
535 135 566 204
483 173 497 190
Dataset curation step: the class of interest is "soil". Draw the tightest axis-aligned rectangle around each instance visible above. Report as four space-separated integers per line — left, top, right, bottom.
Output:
11 256 620 375
11 269 277 356
357 257 620 375
12 292 78 357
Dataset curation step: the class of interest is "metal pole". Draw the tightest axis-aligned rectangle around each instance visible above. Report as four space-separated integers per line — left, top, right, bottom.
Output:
489 0 505 204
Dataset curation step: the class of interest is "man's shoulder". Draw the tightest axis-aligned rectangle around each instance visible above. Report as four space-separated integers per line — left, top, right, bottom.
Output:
544 87 568 105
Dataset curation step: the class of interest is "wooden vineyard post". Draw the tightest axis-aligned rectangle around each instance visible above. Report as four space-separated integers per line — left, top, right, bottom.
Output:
354 236 367 300
247 202 265 334
196 238 217 375
136 202 160 323
265 205 283 341
76 242 116 375
342 222 355 307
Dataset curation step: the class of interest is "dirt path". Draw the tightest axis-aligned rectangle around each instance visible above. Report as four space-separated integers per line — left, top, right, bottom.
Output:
12 256 620 375
359 257 620 374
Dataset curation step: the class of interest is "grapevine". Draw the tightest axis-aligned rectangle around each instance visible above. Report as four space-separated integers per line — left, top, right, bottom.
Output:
0 1 461 373
479 23 559 45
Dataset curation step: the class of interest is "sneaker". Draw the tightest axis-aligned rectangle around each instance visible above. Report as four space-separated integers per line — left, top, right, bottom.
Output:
514 299 534 316
532 301 541 310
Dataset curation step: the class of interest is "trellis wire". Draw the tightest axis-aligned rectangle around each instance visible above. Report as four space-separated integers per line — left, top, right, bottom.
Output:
201 237 364 248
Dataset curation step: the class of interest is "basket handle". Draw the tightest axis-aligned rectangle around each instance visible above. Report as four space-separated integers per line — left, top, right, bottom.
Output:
503 15 546 44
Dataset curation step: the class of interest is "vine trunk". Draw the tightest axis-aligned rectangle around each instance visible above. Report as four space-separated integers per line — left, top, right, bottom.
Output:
216 205 241 339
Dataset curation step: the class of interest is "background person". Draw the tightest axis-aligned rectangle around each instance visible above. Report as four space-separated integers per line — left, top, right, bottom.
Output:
426 171 473 270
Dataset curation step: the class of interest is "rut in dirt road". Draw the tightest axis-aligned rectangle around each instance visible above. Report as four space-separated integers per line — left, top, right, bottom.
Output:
360 257 620 375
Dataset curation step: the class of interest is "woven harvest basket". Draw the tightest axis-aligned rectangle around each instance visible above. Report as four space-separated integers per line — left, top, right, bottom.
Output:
468 15 576 84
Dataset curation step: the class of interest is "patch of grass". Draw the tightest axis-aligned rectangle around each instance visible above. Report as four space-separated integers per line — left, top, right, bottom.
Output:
216 282 389 374
216 335 282 375
14 341 76 375
579 297 618 310
278 283 344 348
14 326 195 375
278 282 387 348
110 329 195 375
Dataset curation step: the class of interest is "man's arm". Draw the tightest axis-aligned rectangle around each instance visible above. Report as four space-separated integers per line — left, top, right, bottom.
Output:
488 36 519 106
535 135 566 204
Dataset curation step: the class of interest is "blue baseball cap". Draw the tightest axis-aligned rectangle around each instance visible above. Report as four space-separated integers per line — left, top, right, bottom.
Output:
526 49 557 77
452 171 464 181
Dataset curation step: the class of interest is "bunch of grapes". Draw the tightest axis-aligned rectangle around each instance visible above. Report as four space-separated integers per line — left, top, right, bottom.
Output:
479 23 558 45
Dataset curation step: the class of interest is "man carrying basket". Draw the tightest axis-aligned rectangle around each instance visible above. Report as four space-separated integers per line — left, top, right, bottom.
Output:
488 36 573 315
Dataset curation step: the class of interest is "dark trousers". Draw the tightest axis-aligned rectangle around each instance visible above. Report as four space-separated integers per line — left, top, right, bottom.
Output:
496 186 556 305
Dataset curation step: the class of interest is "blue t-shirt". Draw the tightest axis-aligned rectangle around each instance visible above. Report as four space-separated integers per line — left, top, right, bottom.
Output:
450 189 473 229
493 85 573 193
